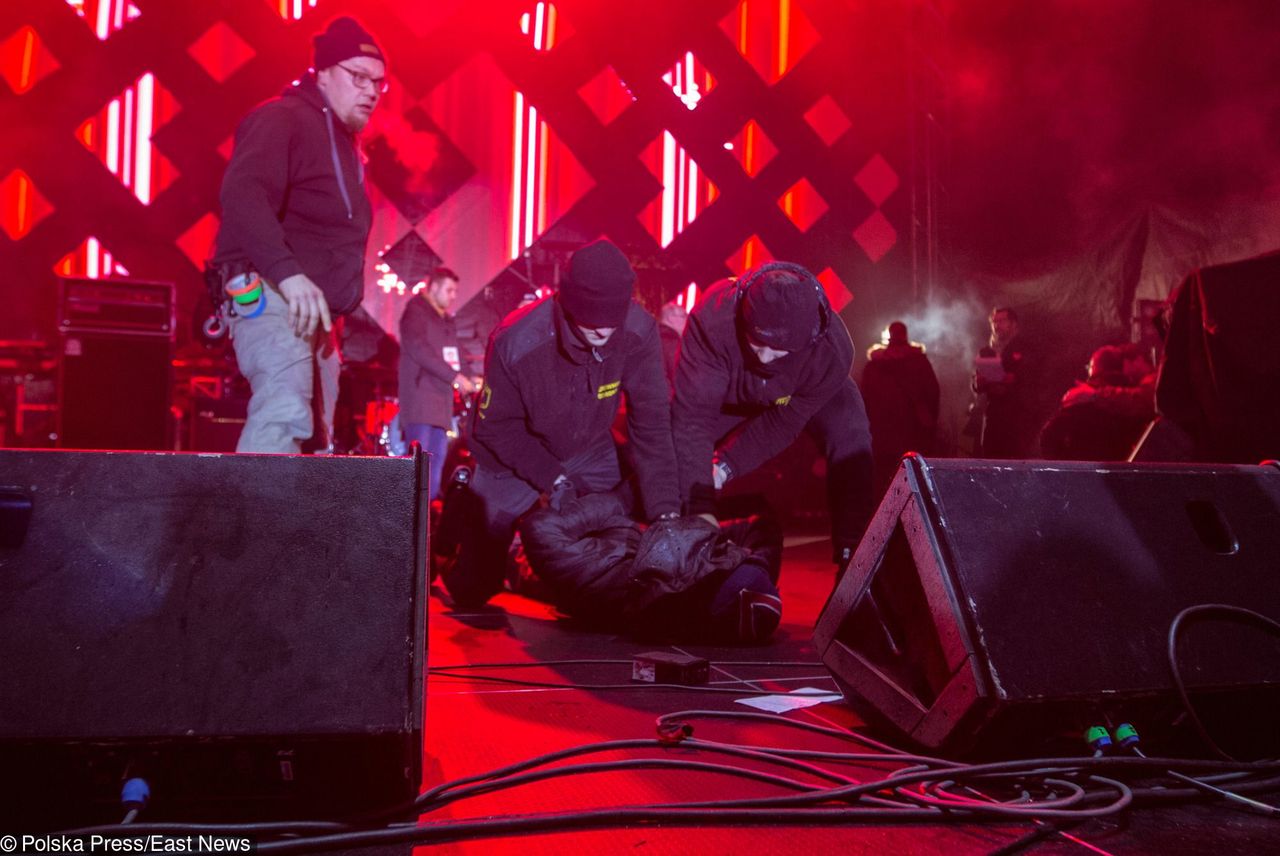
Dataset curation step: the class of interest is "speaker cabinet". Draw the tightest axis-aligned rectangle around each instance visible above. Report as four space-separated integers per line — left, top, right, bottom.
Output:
815 456 1280 756
58 332 172 450
0 450 429 828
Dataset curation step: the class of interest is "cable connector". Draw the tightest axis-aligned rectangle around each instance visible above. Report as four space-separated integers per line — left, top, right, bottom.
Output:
655 721 693 745
1084 725 1113 754
1114 722 1140 750
120 777 150 824
121 777 150 809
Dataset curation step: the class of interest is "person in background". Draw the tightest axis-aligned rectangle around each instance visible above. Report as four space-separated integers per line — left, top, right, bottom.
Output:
1040 345 1153 460
398 267 475 501
861 321 940 494
974 307 1038 458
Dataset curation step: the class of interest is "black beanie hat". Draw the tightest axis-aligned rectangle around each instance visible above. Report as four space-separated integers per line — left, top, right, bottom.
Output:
559 240 635 328
739 263 824 351
314 17 385 71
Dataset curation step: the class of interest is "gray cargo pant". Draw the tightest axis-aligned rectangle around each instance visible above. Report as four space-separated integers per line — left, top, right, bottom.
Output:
229 284 340 454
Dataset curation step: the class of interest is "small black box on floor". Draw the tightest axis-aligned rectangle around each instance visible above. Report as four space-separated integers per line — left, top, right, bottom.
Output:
814 456 1280 756
632 651 709 685
0 449 429 829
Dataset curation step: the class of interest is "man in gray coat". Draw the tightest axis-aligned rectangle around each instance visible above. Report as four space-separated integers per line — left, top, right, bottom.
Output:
399 268 475 500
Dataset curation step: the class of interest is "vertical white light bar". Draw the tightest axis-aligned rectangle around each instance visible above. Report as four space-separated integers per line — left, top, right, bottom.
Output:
685 283 697 311
95 0 111 40
524 104 538 250
660 131 676 247
687 157 698 225
676 139 686 234
87 237 100 278
538 121 549 234
122 86 134 188
134 72 154 204
105 98 121 175
510 92 525 259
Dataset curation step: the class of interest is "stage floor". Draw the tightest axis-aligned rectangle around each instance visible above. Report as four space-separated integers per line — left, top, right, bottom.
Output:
421 536 1280 855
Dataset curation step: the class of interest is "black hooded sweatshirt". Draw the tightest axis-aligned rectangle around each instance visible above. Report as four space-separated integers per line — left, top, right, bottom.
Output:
213 75 372 316
673 277 855 515
471 296 680 520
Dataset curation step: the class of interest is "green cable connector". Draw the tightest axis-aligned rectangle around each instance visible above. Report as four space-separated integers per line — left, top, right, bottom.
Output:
1085 725 1112 751
1115 722 1139 748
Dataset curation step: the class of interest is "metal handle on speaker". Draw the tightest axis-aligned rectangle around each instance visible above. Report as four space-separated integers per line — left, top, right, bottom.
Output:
0 491 34 549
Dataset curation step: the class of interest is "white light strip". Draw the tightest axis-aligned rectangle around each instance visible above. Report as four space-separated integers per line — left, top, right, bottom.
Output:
95 0 111 40
534 2 545 51
122 86 134 188
134 72 153 204
661 131 676 247
510 92 525 259
87 237 100 278
538 120 549 234
105 98 120 175
524 104 538 249
687 155 698 225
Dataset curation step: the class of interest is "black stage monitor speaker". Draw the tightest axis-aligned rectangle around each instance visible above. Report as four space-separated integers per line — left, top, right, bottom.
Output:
814 456 1280 757
0 449 429 829
58 331 172 450
56 277 175 452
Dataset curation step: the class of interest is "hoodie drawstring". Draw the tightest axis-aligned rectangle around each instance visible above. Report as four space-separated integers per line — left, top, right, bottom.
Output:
323 106 355 221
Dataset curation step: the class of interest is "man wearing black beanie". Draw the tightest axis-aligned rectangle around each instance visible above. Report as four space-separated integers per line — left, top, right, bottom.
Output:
212 17 386 452
440 240 681 608
672 262 875 574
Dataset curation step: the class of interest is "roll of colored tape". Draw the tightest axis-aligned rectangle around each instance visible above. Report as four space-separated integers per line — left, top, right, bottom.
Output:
239 288 268 319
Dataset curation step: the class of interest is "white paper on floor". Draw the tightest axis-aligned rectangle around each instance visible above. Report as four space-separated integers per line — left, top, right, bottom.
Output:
734 686 843 713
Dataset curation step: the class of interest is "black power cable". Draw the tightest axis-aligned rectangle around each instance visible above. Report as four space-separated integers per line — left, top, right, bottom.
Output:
1166 603 1280 761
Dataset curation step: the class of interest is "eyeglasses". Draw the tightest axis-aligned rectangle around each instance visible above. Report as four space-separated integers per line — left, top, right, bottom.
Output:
336 63 389 95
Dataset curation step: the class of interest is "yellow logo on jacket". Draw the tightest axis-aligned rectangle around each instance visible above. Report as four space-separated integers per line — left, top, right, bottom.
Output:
477 384 492 418
774 395 791 406
597 380 621 400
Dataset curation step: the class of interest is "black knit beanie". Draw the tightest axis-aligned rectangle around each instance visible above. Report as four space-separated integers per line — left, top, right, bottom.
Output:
314 17 384 71
739 263 824 351
559 240 635 328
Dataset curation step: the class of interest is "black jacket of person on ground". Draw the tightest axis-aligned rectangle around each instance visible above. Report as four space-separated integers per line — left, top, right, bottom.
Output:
672 277 855 515
520 492 782 635
471 295 680 520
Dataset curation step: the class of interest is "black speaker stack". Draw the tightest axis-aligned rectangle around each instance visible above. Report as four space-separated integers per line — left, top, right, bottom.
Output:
0 449 429 829
56 277 174 451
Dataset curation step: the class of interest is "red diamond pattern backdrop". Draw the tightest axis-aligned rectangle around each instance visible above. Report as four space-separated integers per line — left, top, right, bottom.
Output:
0 0 922 350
